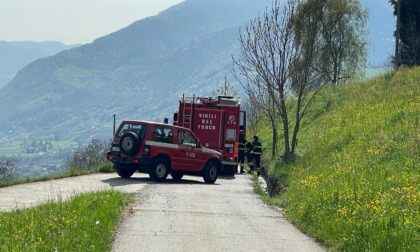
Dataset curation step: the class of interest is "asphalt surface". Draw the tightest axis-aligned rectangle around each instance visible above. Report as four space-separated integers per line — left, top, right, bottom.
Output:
0 173 327 252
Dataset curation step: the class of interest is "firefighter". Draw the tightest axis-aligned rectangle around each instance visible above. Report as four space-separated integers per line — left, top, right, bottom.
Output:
246 140 254 173
238 130 247 173
252 135 262 176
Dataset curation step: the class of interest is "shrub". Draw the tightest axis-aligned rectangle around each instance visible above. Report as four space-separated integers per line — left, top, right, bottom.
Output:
66 139 110 170
0 156 17 180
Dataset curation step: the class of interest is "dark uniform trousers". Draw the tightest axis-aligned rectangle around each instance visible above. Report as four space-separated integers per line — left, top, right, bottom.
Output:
238 136 247 173
252 140 262 176
246 142 254 171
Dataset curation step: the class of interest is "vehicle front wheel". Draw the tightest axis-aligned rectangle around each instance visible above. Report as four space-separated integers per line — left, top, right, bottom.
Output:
203 161 219 184
149 158 169 182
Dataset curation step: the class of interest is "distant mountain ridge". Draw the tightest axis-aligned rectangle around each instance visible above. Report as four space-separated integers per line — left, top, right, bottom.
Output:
0 0 394 144
0 41 74 88
0 0 271 141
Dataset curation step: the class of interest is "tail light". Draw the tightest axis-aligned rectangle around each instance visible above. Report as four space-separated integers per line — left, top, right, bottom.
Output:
224 155 235 161
224 148 235 161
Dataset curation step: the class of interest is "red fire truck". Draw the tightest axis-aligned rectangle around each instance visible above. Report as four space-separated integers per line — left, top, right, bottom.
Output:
173 95 246 175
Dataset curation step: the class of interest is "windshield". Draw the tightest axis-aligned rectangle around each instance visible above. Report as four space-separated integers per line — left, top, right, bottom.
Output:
116 123 146 138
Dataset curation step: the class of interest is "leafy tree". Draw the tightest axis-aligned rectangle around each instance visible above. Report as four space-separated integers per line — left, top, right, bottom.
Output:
302 0 368 85
234 0 368 160
234 0 299 160
390 0 420 66
0 156 17 180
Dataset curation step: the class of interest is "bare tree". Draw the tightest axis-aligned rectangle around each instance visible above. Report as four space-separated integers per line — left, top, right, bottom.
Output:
234 0 367 161
241 76 278 157
66 139 110 170
0 156 17 180
234 0 299 160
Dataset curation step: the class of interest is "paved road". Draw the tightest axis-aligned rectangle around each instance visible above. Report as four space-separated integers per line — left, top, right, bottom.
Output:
0 173 148 211
0 173 327 251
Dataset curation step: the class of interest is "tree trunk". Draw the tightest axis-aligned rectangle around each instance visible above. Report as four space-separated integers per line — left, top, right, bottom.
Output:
271 119 277 157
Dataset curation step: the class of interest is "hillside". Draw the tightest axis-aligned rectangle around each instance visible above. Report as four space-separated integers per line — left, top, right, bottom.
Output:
0 0 395 178
0 0 270 142
261 67 419 251
0 41 73 89
0 0 394 141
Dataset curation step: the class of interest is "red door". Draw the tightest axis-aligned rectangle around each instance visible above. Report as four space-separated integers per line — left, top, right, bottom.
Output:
172 129 206 171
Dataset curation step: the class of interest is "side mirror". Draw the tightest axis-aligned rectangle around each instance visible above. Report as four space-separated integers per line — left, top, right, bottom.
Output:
173 113 178 124
196 140 201 148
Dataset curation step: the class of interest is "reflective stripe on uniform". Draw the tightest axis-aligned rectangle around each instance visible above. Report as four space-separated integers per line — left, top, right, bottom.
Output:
253 142 262 155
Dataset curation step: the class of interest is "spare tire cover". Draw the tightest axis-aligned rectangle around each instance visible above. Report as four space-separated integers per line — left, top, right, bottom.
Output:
119 132 140 156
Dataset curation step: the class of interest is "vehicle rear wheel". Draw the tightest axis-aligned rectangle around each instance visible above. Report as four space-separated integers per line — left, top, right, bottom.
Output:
203 161 219 184
171 171 184 180
119 132 140 156
116 166 135 178
149 158 169 182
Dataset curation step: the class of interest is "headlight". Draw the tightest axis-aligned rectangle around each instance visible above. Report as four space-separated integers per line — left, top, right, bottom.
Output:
111 146 120 151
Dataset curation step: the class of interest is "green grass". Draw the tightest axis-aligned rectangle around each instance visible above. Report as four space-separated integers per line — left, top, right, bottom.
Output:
0 139 77 158
260 67 419 251
0 190 134 252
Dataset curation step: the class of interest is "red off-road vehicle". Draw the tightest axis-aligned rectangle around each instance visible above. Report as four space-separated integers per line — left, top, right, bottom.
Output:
107 120 222 184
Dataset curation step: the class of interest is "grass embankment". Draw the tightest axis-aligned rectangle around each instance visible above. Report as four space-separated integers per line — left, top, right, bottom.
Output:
261 67 419 251
0 190 134 251
0 163 127 251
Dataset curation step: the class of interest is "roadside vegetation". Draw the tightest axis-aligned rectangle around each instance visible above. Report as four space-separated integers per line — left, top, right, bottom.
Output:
0 68 417 252
0 190 133 251
0 136 126 251
0 163 113 188
256 67 419 251
0 138 113 188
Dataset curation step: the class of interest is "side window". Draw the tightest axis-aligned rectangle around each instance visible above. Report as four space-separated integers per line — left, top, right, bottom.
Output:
117 123 146 138
179 130 197 146
226 129 236 141
162 127 173 143
153 126 173 143
153 126 164 141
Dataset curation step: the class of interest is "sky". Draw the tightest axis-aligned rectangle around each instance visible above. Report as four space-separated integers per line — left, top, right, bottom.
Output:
0 0 185 45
